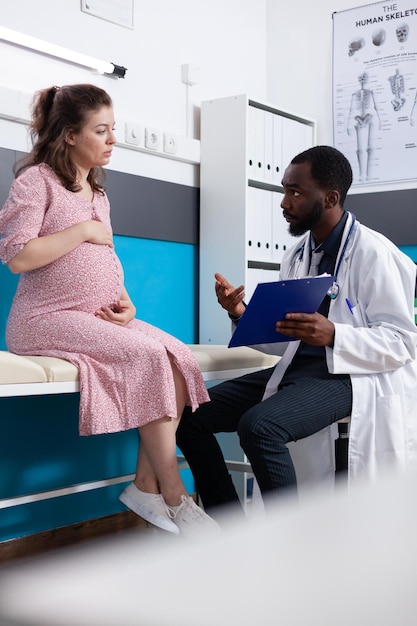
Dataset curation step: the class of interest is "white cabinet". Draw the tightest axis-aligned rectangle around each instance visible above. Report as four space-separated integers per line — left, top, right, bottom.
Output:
199 94 315 345
199 95 315 511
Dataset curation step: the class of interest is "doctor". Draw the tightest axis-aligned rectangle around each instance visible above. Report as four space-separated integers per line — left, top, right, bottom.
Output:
177 145 417 516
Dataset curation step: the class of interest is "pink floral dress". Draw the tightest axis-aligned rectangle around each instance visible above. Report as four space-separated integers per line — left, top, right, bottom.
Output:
0 165 209 435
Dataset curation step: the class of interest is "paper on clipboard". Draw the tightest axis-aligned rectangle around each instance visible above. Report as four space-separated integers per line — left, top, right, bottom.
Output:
228 274 335 348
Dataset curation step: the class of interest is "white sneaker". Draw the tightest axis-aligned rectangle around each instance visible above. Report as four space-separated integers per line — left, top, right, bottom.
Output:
169 495 220 537
119 483 179 535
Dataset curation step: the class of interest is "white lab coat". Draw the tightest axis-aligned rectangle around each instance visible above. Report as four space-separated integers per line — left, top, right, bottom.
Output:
252 212 417 490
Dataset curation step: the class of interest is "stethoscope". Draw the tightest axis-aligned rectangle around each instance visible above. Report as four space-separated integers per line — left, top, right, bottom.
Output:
289 215 357 300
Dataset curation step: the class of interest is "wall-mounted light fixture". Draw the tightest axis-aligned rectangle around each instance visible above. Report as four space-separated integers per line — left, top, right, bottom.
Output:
0 26 127 78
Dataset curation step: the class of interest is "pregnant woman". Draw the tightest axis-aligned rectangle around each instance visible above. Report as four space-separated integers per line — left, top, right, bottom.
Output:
0 83 217 537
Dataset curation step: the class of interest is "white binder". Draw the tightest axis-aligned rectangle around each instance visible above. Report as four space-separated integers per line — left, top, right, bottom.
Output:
248 104 265 181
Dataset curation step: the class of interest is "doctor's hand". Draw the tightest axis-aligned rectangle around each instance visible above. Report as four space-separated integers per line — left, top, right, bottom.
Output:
276 312 335 346
214 273 246 318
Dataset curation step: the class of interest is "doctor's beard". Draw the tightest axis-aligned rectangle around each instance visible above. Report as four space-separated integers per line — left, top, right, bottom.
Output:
288 200 324 237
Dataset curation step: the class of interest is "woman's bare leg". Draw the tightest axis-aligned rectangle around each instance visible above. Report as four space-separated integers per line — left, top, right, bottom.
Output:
134 356 188 506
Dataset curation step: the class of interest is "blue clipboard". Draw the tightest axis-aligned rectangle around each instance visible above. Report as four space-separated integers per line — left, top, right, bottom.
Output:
228 274 335 348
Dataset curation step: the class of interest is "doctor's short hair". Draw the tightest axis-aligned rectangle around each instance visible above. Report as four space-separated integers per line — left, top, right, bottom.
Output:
291 146 353 207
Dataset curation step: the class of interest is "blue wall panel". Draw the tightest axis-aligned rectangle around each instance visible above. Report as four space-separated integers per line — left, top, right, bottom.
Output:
399 245 417 263
1 236 198 349
0 267 17 351
0 388 195 541
0 394 136 541
114 235 199 343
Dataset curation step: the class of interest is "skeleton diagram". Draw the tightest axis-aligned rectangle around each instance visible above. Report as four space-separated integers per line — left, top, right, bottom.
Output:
347 73 381 182
348 37 365 56
396 23 409 43
372 28 386 46
388 68 405 112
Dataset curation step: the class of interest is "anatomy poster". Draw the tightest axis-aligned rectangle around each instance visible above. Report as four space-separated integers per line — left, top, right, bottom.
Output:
333 1 417 185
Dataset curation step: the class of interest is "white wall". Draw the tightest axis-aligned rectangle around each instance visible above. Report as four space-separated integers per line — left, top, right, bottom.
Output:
2 0 416 194
0 0 268 186
267 0 367 144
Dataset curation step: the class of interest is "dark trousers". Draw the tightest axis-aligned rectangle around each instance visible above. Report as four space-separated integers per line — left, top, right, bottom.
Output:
177 356 352 514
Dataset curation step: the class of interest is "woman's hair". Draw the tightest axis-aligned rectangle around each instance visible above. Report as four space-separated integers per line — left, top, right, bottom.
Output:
291 145 353 207
15 84 113 194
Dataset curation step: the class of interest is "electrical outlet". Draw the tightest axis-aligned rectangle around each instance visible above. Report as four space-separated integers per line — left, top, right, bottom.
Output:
145 127 161 150
163 133 178 155
125 122 144 146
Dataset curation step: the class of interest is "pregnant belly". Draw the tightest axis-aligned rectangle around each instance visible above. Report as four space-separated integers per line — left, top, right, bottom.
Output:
26 242 125 313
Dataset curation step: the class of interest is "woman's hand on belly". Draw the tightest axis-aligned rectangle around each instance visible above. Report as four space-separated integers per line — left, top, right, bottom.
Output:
95 297 136 326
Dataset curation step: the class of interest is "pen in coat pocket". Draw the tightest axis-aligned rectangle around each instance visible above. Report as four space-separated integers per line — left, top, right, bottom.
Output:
345 298 354 315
